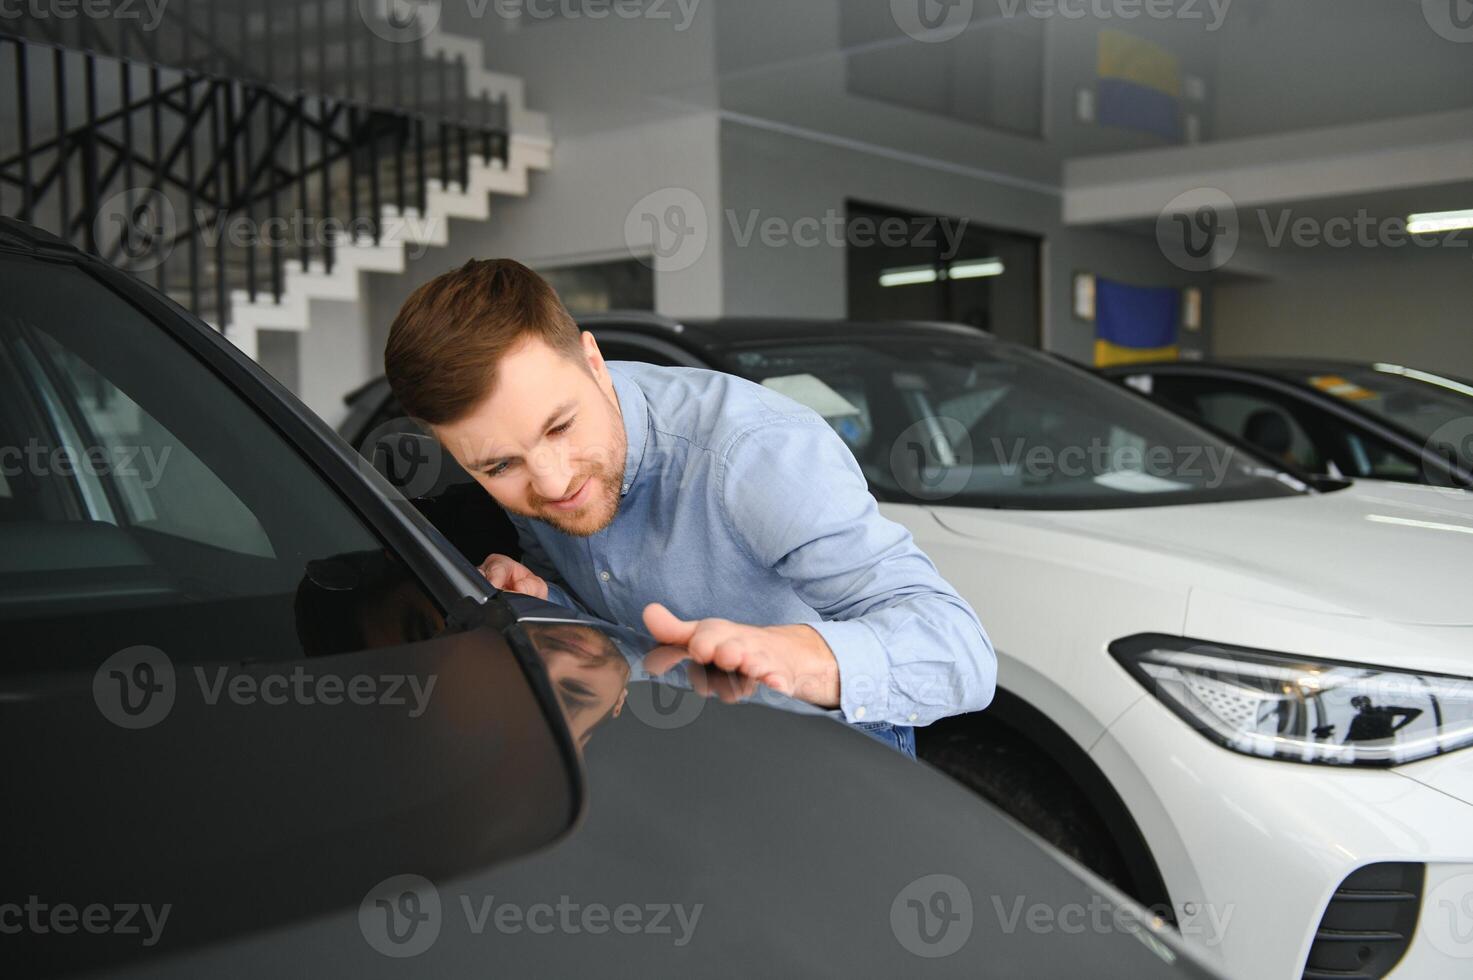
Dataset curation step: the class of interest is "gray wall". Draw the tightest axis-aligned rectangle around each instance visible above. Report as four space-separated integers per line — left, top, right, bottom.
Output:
1214 245 1473 377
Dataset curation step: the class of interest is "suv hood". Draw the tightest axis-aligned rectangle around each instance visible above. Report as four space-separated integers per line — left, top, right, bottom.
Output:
930 481 1473 627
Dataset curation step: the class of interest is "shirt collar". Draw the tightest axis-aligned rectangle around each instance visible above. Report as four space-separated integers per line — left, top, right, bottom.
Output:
608 364 649 497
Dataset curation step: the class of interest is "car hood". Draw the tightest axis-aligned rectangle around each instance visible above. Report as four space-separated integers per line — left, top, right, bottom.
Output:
105 607 1222 980
929 481 1473 627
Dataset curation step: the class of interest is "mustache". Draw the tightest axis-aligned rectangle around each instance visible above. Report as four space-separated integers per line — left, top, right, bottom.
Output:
530 465 601 510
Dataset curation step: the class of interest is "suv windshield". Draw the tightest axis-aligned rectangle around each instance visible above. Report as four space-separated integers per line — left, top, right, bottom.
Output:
0 253 444 674
1295 365 1473 472
721 337 1303 509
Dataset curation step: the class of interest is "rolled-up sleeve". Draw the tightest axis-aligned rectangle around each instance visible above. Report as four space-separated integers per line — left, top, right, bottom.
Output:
720 415 997 726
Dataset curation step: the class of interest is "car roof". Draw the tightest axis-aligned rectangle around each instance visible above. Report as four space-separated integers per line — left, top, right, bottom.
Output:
1102 357 1473 390
587 312 993 354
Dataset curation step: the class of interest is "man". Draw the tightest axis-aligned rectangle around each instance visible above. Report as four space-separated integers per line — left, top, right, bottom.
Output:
384 259 995 755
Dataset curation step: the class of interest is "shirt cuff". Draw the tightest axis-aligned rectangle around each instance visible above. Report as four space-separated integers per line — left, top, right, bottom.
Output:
808 618 892 724
543 581 584 614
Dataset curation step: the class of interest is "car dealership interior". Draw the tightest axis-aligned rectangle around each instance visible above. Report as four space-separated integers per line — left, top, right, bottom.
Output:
2 2 1471 979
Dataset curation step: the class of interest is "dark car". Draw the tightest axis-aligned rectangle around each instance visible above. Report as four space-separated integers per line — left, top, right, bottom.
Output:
1099 359 1473 489
0 220 1223 979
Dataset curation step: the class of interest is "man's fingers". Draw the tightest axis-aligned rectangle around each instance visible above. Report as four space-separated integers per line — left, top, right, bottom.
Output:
642 603 700 647
643 645 690 676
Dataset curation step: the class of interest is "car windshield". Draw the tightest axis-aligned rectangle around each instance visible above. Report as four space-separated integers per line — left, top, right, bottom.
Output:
1294 365 1473 472
719 336 1304 509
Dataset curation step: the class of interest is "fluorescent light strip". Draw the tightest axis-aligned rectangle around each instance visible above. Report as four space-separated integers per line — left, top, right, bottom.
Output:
879 258 1005 287
1406 209 1473 234
879 266 939 287
948 259 1005 280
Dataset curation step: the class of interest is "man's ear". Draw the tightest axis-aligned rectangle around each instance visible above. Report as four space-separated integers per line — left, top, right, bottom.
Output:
612 686 629 719
581 330 606 375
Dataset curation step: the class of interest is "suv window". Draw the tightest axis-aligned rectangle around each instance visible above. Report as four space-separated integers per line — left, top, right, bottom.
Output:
1152 375 1425 481
0 255 443 674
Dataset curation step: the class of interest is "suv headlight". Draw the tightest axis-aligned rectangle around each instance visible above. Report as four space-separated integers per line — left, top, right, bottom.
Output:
1110 635 1473 766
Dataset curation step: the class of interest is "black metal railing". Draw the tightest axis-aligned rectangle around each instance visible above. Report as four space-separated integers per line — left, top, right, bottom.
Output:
0 3 510 331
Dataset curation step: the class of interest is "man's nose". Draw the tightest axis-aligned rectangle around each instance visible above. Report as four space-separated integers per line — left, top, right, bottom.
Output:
529 444 577 500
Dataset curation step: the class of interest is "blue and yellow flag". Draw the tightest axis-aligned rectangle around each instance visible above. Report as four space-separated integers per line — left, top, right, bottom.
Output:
1097 29 1182 142
1094 278 1180 367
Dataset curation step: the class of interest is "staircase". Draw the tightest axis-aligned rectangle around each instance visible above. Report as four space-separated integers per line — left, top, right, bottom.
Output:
0 0 550 364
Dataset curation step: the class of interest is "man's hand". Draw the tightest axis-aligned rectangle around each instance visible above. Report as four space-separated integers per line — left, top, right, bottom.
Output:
478 554 549 600
642 603 840 708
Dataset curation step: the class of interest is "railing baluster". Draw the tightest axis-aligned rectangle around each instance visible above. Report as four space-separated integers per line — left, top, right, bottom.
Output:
82 53 98 254
184 77 199 316
244 89 257 304
321 97 333 275
120 57 133 232
296 94 309 272
150 63 163 293
267 95 282 302
437 52 449 190
53 48 71 245
17 41 34 223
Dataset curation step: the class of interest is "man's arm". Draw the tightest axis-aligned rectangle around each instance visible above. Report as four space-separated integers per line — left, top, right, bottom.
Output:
719 415 997 727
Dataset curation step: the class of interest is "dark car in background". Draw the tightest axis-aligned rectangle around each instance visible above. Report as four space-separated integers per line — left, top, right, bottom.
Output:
1100 359 1473 489
0 221 1223 979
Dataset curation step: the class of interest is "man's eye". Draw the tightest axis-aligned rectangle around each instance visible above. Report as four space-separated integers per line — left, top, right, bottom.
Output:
550 418 575 436
486 461 511 477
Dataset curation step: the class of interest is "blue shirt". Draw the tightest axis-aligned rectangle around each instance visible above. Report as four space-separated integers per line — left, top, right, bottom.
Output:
511 362 997 727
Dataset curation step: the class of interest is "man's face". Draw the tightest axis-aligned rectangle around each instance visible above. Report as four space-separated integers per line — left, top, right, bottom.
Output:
432 332 627 537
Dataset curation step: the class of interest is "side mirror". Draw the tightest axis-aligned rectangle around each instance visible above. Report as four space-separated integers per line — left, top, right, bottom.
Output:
2 613 580 976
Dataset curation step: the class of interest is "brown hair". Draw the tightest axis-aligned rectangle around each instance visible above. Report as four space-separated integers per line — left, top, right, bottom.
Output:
384 258 584 424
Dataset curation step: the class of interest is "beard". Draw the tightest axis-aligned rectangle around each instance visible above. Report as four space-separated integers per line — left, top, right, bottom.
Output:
505 423 628 538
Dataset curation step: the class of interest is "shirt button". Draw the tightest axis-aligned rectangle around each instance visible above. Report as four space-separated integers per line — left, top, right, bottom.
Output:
908 713 918 723
621 483 630 493
853 706 867 720
599 571 611 582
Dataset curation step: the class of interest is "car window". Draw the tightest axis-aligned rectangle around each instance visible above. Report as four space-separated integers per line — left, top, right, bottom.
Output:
597 339 685 367
721 341 1301 509
1299 366 1473 473
1153 375 1429 482
0 255 444 674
